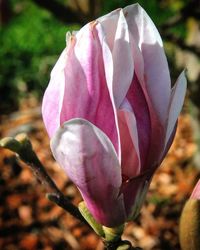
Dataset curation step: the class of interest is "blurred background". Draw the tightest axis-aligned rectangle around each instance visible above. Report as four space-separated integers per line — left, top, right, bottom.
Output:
0 0 200 249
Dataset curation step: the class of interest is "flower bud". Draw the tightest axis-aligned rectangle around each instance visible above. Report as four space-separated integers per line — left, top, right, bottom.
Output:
43 3 187 227
179 180 200 250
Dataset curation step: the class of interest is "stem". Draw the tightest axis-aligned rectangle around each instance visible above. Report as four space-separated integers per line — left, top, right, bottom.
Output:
47 193 87 223
28 151 87 222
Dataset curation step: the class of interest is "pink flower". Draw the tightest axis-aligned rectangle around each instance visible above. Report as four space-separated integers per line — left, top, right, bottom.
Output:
191 180 200 200
42 4 187 227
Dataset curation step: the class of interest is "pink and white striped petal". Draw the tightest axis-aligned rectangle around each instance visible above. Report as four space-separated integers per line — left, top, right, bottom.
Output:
50 118 126 227
42 44 72 138
123 4 171 125
111 9 134 108
118 110 140 178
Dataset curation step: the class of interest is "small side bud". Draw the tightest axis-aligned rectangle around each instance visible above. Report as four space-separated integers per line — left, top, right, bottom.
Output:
179 193 200 250
0 133 32 154
0 133 38 165
0 137 21 153
15 133 32 148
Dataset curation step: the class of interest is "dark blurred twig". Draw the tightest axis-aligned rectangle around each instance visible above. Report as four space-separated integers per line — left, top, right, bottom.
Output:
0 0 11 25
89 0 96 17
31 0 103 25
31 0 86 24
73 0 83 14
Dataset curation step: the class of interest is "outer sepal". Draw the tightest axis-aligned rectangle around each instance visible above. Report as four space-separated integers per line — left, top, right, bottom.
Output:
78 201 105 237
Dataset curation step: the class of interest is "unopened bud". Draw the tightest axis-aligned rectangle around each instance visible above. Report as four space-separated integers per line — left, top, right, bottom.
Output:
179 192 200 250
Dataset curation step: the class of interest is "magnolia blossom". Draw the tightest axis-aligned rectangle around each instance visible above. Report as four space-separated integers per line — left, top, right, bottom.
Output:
42 4 187 227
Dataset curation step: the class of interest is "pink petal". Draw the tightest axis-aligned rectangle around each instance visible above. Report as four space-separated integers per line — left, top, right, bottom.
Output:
44 22 119 153
42 47 70 138
97 10 134 109
97 8 121 51
96 12 135 157
111 10 134 108
65 23 118 152
95 22 122 157
130 36 145 85
145 102 165 169
123 4 171 125
50 118 126 227
165 71 187 147
121 169 153 217
160 123 177 163
191 180 200 200
125 74 151 171
118 110 140 178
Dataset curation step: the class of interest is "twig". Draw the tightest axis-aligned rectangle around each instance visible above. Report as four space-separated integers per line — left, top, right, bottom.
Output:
88 0 96 18
74 0 83 14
